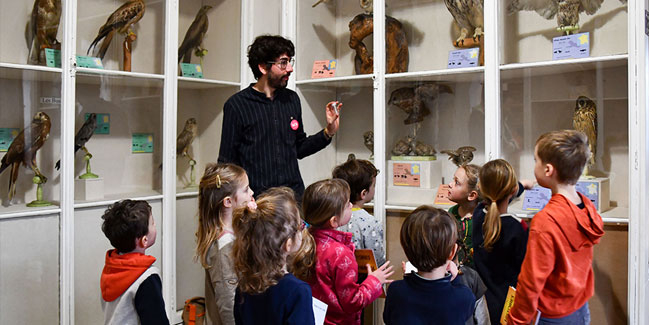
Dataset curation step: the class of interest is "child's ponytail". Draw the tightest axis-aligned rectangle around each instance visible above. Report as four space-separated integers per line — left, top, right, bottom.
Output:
479 159 518 251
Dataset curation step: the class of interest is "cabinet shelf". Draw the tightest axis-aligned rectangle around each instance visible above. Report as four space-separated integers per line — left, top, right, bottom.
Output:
296 74 373 88
0 205 61 221
76 67 164 87
178 77 240 89
500 54 628 80
73 189 163 209
0 63 61 82
385 67 484 84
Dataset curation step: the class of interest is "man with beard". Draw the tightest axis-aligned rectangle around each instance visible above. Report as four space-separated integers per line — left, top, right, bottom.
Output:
218 35 341 201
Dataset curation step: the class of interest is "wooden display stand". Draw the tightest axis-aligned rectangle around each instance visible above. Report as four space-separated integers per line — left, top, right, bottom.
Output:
386 159 442 206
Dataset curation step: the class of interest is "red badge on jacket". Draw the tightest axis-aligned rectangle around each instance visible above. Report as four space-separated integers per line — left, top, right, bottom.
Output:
290 119 299 130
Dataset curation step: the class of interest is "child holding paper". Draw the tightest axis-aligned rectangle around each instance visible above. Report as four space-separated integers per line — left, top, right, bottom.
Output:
294 179 394 325
231 187 314 325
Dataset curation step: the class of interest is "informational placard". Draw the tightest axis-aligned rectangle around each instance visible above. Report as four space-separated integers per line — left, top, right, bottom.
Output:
86 113 110 134
76 55 104 69
447 48 479 69
354 249 385 298
522 186 552 211
392 162 421 187
311 60 337 79
132 133 154 153
434 184 455 205
312 297 328 325
180 63 204 78
45 48 61 68
552 32 589 60
0 128 20 152
576 180 600 210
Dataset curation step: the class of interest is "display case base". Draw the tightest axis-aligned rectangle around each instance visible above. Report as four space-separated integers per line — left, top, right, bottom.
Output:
75 178 105 201
386 186 438 207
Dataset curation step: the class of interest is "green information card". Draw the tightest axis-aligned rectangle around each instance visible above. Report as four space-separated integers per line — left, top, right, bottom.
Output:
0 128 20 152
180 63 204 78
132 133 154 153
76 55 104 69
86 113 110 134
45 49 61 68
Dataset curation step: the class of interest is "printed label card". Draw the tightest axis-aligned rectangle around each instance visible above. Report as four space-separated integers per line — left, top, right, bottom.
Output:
132 133 154 153
76 55 104 69
311 60 337 79
180 63 204 78
0 128 20 152
447 48 479 68
392 162 421 187
552 32 589 60
45 48 61 68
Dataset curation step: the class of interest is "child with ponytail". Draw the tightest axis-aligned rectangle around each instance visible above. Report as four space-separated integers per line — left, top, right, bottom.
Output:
294 179 394 325
472 159 529 324
195 163 254 325
232 187 315 325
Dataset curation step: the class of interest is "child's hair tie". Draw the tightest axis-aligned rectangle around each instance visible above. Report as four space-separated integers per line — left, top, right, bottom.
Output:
216 174 222 188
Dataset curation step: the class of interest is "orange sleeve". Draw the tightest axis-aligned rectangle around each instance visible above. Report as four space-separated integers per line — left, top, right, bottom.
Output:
508 225 555 324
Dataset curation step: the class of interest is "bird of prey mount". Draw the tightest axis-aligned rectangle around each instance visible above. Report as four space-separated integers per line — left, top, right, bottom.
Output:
178 5 212 66
27 0 62 65
507 0 628 34
441 146 477 167
0 112 51 202
443 0 484 46
55 113 99 178
87 0 145 63
572 95 597 173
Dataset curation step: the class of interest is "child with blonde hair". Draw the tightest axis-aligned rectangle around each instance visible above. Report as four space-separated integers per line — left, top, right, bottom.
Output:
231 187 315 324
472 159 529 324
447 164 481 267
294 179 394 325
508 130 604 324
195 163 254 325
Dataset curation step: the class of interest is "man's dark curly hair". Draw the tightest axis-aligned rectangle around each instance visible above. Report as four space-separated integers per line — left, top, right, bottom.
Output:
247 35 295 80
101 199 152 253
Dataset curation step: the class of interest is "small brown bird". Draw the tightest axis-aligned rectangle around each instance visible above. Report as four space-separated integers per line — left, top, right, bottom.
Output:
415 141 436 156
87 0 145 60
177 118 198 160
363 130 374 158
441 146 476 167
178 5 212 64
0 112 51 200
27 0 62 65
443 0 484 44
391 136 412 156
389 83 453 125
572 95 597 169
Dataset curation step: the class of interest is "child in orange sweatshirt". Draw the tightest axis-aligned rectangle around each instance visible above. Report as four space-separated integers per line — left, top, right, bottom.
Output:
508 130 604 324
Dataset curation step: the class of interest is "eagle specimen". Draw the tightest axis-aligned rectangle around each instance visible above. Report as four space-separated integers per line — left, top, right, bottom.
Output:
27 0 62 65
0 112 51 200
178 5 212 64
572 95 597 169
87 0 145 60
443 0 484 44
55 113 98 170
507 0 628 34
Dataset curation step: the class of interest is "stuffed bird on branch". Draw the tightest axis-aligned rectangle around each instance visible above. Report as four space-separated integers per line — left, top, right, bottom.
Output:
27 0 62 65
55 113 98 171
87 0 145 60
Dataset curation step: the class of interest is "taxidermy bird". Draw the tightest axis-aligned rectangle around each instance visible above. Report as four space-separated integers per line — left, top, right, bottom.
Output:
443 0 484 44
27 0 62 65
177 118 198 160
389 83 453 125
441 146 476 167
178 5 212 64
507 0 628 34
363 131 374 158
0 112 51 201
312 0 374 14
572 95 597 169
54 113 98 171
415 141 436 156
87 0 146 60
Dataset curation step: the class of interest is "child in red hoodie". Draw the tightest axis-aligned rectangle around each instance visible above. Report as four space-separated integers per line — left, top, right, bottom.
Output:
100 199 169 324
508 130 605 324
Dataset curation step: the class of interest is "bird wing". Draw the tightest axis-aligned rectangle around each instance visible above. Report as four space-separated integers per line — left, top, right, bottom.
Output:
176 130 194 156
579 0 604 15
74 117 97 150
0 130 26 175
507 0 558 19
178 13 209 63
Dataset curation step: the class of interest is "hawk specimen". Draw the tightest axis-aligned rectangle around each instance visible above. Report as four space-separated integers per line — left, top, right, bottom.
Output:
441 146 476 167
87 0 145 60
27 0 62 65
0 112 51 200
443 0 484 44
55 113 98 170
507 0 628 34
572 95 597 169
178 5 212 64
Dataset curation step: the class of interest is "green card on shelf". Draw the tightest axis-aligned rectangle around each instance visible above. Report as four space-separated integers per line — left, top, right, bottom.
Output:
76 55 104 69
86 113 110 134
180 63 204 78
132 133 154 153
45 49 61 68
0 128 20 152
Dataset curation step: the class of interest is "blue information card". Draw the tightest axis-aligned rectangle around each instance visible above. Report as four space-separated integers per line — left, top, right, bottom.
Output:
180 63 204 78
76 55 104 69
45 48 61 68
552 32 589 60
447 48 479 69
132 133 154 153
575 180 600 210
522 186 552 211
0 128 20 152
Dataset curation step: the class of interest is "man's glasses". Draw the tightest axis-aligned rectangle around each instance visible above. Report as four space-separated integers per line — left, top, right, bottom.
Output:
267 58 295 70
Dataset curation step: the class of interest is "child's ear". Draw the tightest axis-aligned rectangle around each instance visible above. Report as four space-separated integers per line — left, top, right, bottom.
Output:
327 216 339 228
283 237 294 253
448 243 459 260
467 190 479 202
545 163 555 178
136 236 147 249
359 189 368 201
223 196 233 208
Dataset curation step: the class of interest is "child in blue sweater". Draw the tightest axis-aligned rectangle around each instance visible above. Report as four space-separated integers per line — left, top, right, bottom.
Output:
384 206 475 324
